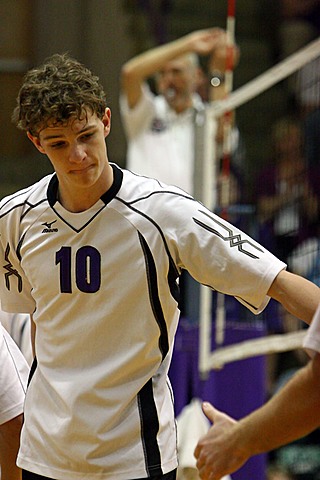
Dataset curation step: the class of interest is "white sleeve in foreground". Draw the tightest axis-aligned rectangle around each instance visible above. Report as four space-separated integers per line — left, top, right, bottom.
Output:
0 325 29 424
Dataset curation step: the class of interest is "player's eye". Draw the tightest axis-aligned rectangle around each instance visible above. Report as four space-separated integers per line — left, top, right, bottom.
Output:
81 132 94 141
50 141 66 149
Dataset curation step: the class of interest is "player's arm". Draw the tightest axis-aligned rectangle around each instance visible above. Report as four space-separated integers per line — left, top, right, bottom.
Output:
267 269 320 325
0 413 24 480
120 28 226 108
195 353 320 480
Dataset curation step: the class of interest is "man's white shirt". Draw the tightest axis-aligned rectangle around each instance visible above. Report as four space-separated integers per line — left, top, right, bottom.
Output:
120 83 208 195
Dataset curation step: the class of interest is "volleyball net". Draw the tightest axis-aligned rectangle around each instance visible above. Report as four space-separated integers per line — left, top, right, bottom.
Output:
198 37 320 374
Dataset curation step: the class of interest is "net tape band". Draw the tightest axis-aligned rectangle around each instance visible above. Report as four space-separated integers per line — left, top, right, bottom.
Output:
209 37 320 117
208 330 306 370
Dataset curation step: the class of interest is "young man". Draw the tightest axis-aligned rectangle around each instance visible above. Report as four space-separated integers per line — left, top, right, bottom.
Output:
194 302 320 480
0 323 29 480
2 53 319 480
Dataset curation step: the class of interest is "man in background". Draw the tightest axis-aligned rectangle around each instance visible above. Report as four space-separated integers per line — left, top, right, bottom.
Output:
120 27 240 196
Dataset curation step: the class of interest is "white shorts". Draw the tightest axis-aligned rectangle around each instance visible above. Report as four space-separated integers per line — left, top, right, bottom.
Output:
0 324 29 425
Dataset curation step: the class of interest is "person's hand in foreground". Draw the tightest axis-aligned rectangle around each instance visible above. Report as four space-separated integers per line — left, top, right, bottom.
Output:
194 402 248 480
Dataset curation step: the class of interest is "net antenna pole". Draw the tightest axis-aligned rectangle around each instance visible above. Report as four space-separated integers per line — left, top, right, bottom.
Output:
215 0 237 347
198 0 237 376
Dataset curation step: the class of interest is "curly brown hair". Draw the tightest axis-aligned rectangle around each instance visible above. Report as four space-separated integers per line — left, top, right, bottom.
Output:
12 53 107 136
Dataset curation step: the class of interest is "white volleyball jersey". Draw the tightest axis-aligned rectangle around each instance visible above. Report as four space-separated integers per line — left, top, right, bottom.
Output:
0 164 285 479
0 323 29 425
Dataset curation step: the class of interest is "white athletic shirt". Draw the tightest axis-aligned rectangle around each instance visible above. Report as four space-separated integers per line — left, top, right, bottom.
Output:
0 322 29 425
303 303 320 356
0 311 33 365
0 164 285 479
120 83 208 195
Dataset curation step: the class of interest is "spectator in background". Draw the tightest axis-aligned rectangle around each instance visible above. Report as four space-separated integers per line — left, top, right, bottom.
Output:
260 0 320 171
297 57 320 173
278 0 320 59
120 27 240 197
278 0 320 105
288 224 320 288
255 116 319 265
278 1 320 174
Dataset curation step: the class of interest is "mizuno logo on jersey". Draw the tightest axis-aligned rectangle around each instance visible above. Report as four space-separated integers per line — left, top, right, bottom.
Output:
42 220 58 233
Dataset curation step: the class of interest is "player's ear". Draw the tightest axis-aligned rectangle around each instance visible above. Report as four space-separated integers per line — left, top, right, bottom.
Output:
102 108 111 138
27 132 46 154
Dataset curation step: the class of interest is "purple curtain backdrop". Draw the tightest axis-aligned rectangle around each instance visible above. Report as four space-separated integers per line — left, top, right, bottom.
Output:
169 313 268 480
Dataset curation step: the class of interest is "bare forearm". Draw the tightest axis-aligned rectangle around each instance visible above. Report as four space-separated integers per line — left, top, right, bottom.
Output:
122 35 193 83
195 350 320 479
268 270 320 325
237 357 320 456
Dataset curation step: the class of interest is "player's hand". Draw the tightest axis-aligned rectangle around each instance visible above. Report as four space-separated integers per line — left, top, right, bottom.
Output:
194 402 247 480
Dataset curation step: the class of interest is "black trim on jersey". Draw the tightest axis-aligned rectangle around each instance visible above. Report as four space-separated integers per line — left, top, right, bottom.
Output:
20 199 48 221
28 356 37 386
193 210 264 259
100 164 123 205
46 167 123 233
47 175 59 207
0 182 44 217
114 197 180 303
0 198 47 222
138 232 169 360
16 232 27 262
46 166 124 233
47 164 123 208
129 189 194 206
138 378 162 477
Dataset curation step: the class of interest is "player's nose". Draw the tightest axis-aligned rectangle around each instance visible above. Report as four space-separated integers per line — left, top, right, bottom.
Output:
69 143 86 163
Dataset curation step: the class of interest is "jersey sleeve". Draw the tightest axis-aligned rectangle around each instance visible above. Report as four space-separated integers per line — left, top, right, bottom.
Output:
0 203 36 314
159 195 286 315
